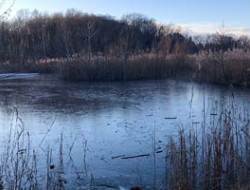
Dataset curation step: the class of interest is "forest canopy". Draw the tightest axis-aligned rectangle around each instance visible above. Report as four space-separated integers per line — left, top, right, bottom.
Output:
0 9 249 62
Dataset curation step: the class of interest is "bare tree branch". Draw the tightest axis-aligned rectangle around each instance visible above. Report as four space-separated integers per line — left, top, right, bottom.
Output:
0 0 16 20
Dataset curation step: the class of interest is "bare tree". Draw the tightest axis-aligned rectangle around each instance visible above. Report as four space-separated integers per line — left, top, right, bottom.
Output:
0 0 16 20
86 17 96 62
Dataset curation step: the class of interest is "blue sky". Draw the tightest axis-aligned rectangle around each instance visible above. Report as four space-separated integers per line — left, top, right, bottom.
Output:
5 0 250 35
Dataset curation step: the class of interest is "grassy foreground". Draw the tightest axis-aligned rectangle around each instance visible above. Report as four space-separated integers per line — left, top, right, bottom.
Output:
0 98 250 189
166 103 250 190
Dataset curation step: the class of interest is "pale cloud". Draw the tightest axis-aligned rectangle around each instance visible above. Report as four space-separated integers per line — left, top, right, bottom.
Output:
176 22 250 37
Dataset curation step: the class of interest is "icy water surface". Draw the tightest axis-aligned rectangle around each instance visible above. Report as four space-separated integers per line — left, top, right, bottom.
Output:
0 74 249 189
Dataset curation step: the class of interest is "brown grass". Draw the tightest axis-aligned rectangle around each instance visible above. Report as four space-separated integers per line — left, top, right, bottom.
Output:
59 54 194 81
194 49 250 86
166 107 250 190
1 50 250 86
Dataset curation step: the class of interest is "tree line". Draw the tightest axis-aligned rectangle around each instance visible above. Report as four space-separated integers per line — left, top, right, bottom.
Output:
1 9 249 63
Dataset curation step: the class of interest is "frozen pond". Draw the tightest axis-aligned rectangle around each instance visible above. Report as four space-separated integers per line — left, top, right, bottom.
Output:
0 74 249 189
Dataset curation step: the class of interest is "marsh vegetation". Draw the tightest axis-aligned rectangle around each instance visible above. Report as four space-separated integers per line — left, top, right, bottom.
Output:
0 10 250 86
0 7 250 190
